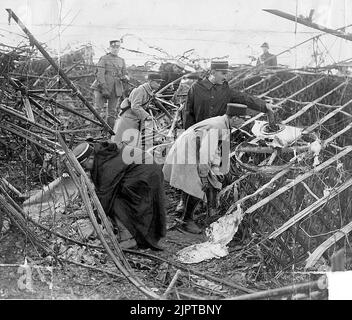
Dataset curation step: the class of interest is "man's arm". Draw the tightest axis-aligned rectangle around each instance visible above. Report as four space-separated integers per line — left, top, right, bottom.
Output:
230 89 268 113
129 87 151 121
184 85 196 129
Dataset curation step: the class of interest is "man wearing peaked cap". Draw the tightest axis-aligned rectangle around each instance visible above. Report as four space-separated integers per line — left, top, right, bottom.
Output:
110 39 121 47
163 103 248 234
257 42 277 67
184 60 276 130
71 140 166 250
91 39 128 129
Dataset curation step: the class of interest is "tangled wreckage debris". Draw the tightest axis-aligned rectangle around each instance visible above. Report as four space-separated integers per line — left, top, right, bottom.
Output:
1 8 352 300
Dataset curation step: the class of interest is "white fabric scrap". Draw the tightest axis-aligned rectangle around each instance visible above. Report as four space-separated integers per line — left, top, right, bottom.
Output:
251 121 304 148
176 205 243 264
23 176 78 222
309 139 322 166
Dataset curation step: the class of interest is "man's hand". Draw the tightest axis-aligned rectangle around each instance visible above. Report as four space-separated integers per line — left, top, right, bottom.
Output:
200 176 209 191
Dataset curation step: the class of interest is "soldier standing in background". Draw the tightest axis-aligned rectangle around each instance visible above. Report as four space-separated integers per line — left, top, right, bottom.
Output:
91 39 129 129
256 42 277 68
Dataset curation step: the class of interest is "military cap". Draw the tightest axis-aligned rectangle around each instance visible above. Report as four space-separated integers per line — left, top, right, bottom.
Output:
148 73 164 82
109 39 121 47
226 103 247 117
261 42 269 48
210 61 229 71
72 142 94 163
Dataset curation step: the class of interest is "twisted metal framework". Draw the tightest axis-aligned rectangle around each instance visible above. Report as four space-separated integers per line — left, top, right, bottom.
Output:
222 68 352 272
2 7 352 299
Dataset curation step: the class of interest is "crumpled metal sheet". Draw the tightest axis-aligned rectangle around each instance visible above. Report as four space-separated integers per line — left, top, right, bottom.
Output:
251 120 304 148
176 205 243 264
22 176 78 222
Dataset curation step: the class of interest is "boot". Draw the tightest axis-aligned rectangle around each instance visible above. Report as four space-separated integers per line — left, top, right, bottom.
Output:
119 238 137 249
183 219 202 234
149 241 164 251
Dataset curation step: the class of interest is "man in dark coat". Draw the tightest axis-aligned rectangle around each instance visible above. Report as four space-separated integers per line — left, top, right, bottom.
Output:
184 61 275 129
72 141 166 250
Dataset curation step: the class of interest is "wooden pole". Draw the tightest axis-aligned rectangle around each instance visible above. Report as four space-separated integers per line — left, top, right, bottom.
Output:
6 9 114 135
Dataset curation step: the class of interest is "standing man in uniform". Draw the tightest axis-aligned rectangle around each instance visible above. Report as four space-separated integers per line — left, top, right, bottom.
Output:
256 42 277 68
184 60 276 130
91 39 128 129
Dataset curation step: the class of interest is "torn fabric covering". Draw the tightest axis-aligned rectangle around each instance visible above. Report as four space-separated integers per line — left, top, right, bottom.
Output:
251 120 304 148
176 205 243 264
22 176 79 222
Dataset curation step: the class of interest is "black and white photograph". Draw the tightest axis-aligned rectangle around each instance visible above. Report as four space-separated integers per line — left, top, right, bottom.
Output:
1 0 352 307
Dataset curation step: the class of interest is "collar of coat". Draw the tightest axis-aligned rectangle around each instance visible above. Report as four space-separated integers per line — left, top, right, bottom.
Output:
199 78 229 90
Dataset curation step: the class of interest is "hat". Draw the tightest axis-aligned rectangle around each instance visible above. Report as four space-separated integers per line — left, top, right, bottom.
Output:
72 142 94 163
226 103 247 117
261 42 269 48
148 73 164 82
210 61 229 71
109 40 121 47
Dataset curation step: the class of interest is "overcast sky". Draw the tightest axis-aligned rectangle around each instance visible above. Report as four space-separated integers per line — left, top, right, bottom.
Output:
0 0 351 67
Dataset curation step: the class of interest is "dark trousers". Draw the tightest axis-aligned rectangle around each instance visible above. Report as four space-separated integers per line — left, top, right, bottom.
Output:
183 185 217 220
